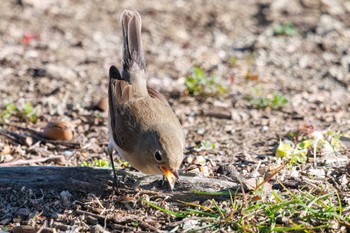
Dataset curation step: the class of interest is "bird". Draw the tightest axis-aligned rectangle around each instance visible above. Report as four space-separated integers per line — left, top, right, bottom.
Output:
106 10 185 191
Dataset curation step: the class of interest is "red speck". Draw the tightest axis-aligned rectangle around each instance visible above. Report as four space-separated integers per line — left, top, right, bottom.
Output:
23 32 35 45
229 74 235 85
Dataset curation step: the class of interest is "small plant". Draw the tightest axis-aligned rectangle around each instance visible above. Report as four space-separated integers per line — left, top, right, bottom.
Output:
275 139 311 164
143 186 349 232
185 66 227 97
0 102 37 123
200 140 216 150
276 127 346 165
81 159 110 168
248 93 288 110
273 22 297 36
81 159 129 168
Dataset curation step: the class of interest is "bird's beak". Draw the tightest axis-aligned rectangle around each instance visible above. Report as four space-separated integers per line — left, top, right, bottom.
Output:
160 166 179 191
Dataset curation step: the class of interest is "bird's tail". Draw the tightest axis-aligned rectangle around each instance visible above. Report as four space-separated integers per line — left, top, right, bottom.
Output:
121 10 145 74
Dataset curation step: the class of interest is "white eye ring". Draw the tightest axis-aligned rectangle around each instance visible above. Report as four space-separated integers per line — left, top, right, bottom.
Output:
154 151 162 162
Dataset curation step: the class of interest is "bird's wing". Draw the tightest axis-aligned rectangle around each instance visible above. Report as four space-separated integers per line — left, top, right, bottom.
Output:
108 66 137 153
147 87 170 106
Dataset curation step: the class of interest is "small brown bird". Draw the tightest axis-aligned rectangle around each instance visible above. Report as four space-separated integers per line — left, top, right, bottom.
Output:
106 10 185 190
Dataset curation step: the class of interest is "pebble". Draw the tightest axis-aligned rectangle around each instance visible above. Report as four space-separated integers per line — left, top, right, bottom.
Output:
182 219 199 231
63 150 74 156
200 165 210 177
308 168 326 178
86 216 98 225
187 167 201 175
46 64 78 81
16 208 31 216
2 154 14 162
60 190 72 207
90 224 106 233
184 155 194 164
193 156 206 165
197 128 205 135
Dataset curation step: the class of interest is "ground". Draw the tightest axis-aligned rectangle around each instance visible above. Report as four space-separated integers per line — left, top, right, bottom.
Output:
0 0 350 232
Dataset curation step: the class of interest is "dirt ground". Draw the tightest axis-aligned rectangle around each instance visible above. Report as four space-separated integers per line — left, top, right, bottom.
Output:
0 0 350 232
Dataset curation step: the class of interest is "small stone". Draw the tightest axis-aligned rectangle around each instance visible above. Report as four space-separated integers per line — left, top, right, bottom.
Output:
193 156 206 165
184 155 194 164
200 166 210 177
86 215 98 225
40 228 56 233
2 154 14 162
224 125 235 133
52 223 69 231
13 218 22 223
197 128 205 135
64 150 74 156
46 64 77 81
262 126 269 131
16 208 31 217
308 168 325 178
340 174 348 187
25 137 33 146
187 168 200 175
182 219 199 230
60 191 72 207
90 224 105 233
0 218 11 225
1 144 11 155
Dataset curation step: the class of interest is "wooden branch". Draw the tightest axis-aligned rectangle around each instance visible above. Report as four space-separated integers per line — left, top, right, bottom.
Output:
0 156 64 167
0 166 111 194
0 166 238 197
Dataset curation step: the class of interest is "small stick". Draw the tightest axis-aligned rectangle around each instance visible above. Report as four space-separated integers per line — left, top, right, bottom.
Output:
0 156 64 167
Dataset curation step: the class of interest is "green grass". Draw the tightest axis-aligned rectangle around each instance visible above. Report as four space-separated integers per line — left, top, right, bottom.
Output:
200 140 216 150
247 92 288 110
144 185 350 232
81 159 129 168
0 102 37 123
273 22 298 36
185 66 227 97
81 159 111 168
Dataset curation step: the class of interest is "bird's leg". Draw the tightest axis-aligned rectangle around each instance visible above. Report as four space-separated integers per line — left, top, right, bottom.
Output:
106 146 118 190
161 175 166 188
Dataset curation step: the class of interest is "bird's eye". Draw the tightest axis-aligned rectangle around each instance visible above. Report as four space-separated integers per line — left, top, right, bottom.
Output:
154 151 162 162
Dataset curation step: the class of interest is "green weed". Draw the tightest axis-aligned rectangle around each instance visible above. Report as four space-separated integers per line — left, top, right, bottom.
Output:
144 185 349 231
185 66 227 97
248 93 288 110
0 102 37 123
200 140 216 150
273 22 298 36
81 159 129 168
81 159 110 168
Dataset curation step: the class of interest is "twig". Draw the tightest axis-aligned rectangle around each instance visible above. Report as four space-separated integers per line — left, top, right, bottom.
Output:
0 156 64 167
109 223 136 232
138 221 159 232
31 134 81 148
75 209 107 221
0 129 26 145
